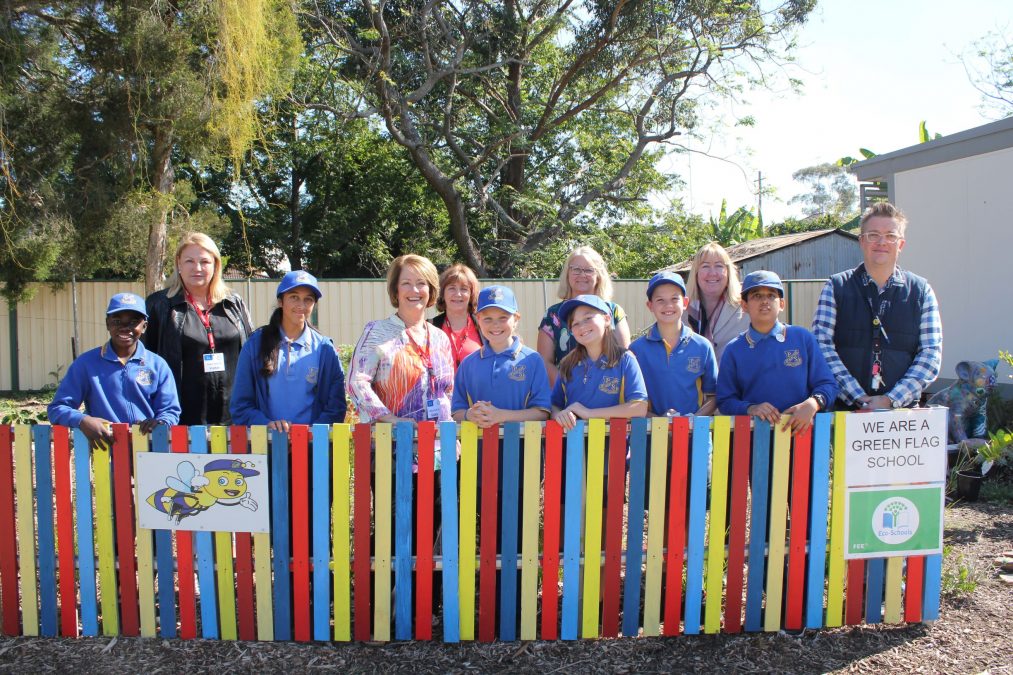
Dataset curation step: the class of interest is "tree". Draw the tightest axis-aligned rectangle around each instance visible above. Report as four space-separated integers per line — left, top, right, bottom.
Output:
788 162 857 221
963 29 1013 120
308 0 816 275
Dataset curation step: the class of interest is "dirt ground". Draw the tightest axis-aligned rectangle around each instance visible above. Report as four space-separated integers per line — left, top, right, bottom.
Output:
0 500 1010 674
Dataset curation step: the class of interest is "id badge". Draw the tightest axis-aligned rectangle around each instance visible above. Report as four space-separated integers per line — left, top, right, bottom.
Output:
425 398 440 420
203 352 226 373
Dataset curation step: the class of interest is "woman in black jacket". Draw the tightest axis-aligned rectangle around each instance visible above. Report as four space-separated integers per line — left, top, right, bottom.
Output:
144 232 253 425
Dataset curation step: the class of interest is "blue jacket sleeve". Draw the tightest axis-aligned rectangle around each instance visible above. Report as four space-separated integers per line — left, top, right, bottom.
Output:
229 333 273 426
47 358 89 428
150 358 181 425
315 339 347 425
716 346 751 416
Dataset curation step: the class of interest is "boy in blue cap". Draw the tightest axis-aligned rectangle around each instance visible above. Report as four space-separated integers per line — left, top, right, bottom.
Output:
717 271 837 434
452 285 551 426
49 293 181 448
630 272 718 416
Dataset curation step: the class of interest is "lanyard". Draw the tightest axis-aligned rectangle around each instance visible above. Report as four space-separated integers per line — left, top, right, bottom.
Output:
863 276 891 391
442 316 477 366
186 290 216 352
406 325 435 398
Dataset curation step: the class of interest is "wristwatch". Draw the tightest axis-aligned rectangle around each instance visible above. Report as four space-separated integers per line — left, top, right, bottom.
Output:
812 393 827 411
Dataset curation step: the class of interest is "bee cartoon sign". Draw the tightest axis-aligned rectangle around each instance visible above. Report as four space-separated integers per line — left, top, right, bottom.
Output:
135 454 270 533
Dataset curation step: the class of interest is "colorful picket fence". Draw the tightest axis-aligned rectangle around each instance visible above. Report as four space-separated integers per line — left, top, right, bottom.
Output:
0 413 941 642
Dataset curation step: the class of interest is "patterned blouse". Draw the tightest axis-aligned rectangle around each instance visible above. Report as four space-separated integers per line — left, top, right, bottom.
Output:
347 314 455 424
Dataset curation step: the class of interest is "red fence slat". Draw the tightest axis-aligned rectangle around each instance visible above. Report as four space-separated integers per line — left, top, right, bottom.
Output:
112 424 140 636
602 418 628 638
171 426 197 639
290 425 311 642
784 427 812 631
540 421 563 641
723 416 751 634
52 426 78 636
663 416 690 636
353 424 373 642
415 422 436 640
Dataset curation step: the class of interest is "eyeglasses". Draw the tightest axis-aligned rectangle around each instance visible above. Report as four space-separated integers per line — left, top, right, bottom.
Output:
861 231 902 244
568 265 596 276
107 315 146 328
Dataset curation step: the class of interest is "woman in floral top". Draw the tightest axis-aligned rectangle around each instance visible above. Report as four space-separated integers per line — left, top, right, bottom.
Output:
347 254 454 424
537 246 630 386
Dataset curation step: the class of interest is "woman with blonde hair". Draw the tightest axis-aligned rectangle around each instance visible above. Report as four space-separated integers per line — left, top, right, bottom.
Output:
144 232 253 425
685 241 750 361
430 263 482 370
537 246 630 385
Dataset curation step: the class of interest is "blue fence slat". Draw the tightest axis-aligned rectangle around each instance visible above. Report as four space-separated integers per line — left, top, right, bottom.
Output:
744 420 772 632
439 421 460 643
33 425 57 636
622 417 649 637
188 427 218 639
149 425 177 638
72 428 98 636
561 422 585 640
922 553 942 620
499 423 521 642
865 558 885 624
683 416 712 635
311 424 331 641
394 422 415 641
805 413 832 629
271 429 292 641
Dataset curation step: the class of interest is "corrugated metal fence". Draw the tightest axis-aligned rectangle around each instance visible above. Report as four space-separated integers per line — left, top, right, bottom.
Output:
1 279 825 391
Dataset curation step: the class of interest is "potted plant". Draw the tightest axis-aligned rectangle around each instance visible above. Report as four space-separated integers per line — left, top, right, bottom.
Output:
948 429 1013 501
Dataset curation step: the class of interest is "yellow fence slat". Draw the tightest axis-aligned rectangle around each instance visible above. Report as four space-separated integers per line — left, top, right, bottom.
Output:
210 427 237 640
132 428 157 637
14 426 39 636
705 415 731 633
251 426 274 640
332 424 352 641
458 422 478 641
581 418 607 638
373 424 393 642
643 417 670 636
92 441 119 636
884 557 903 623
763 418 792 632
520 421 541 641
825 411 848 626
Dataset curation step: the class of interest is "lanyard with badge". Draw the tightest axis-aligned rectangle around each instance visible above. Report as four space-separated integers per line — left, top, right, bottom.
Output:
406 325 440 419
863 278 890 391
187 290 225 374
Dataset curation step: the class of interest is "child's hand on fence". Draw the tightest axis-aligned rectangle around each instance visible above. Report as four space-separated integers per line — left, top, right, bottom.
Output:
80 415 114 450
553 407 578 431
746 402 781 425
137 418 164 434
782 397 819 435
267 419 292 432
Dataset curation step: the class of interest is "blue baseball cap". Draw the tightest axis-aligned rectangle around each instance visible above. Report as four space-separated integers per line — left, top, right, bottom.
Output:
106 293 148 318
558 294 613 324
646 271 687 299
476 285 518 314
741 270 784 298
277 270 322 299
203 458 260 477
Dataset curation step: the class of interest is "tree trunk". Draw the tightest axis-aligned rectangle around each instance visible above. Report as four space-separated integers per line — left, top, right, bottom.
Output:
289 164 303 271
145 125 175 296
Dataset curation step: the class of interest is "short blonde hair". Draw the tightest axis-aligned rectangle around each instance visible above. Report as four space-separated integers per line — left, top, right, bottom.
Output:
556 246 614 301
686 242 742 306
860 202 908 236
386 254 440 308
436 264 480 313
166 232 232 304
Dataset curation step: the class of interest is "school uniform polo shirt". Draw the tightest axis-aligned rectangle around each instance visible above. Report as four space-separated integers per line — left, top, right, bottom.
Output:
48 341 181 427
452 337 551 413
267 326 325 424
629 323 717 415
550 351 648 410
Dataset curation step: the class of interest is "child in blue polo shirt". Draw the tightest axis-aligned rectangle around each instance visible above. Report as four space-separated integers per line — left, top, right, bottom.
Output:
49 293 181 448
630 272 718 416
717 271 837 434
551 295 647 429
452 285 551 426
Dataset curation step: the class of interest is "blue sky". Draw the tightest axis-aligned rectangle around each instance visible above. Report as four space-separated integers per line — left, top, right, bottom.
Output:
661 0 1013 223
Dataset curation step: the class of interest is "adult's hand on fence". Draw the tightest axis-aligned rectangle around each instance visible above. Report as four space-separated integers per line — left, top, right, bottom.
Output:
782 397 818 435
859 394 894 411
80 415 114 450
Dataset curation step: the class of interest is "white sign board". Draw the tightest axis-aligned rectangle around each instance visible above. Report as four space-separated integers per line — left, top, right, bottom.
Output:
135 453 271 533
843 407 947 488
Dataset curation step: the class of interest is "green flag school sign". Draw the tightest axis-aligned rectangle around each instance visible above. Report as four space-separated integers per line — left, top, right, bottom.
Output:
843 408 946 559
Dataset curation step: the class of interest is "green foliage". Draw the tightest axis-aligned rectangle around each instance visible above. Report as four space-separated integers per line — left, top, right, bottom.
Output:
708 200 763 246
0 391 54 425
940 545 978 599
788 162 858 221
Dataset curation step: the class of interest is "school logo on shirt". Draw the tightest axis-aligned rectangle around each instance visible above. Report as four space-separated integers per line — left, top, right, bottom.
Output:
306 367 319 384
508 364 527 382
135 369 153 386
599 376 620 395
783 349 802 367
686 357 702 374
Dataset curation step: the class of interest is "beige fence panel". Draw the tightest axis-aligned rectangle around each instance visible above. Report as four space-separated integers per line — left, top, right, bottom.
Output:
0 300 10 390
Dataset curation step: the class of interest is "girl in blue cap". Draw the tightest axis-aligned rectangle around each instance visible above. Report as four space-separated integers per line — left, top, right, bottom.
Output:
550 294 648 430
230 271 346 429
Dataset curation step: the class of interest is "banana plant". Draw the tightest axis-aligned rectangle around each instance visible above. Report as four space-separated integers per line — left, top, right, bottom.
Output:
709 199 763 246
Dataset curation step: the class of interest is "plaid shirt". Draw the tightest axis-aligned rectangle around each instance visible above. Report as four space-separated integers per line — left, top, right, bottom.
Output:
811 267 942 407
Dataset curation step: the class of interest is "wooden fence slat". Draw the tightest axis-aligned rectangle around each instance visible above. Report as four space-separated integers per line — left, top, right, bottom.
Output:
784 425 812 631
33 425 58 637
312 424 332 642
52 426 78 637
579 419 606 639
763 419 792 632
499 422 521 642
210 427 237 641
663 416 689 637
922 553 942 621
73 429 99 636
250 426 274 641
704 416 730 634
290 425 311 642
151 425 177 639
415 421 436 641
189 427 219 640
394 421 414 641
805 414 832 629
683 417 710 635
332 424 352 642
91 437 118 636
111 424 140 637
601 418 628 638
865 558 885 624
270 428 292 641
561 421 585 641
643 417 669 637
825 412 849 626
230 425 256 642
479 424 500 642
724 416 751 634
353 423 372 642
14 426 39 636
170 427 197 640
845 560 865 625
0 425 21 636
458 421 478 641
541 421 563 641
904 556 924 623
519 421 541 641
131 428 157 638
439 421 461 643
622 418 649 637
744 420 771 632
884 557 904 623
373 424 392 642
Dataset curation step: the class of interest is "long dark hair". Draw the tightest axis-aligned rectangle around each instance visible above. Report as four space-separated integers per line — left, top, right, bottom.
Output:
259 308 284 377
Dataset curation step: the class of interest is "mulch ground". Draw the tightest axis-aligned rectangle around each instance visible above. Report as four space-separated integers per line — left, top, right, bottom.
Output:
1 500 1009 674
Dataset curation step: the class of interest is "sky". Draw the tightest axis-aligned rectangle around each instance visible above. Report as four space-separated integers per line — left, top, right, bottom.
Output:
659 0 1013 224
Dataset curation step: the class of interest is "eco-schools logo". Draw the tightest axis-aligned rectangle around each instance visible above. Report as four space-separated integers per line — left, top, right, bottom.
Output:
871 497 920 545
